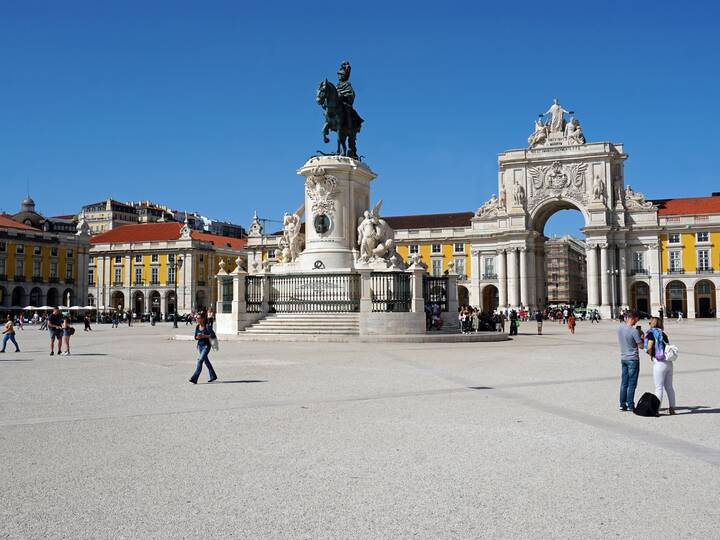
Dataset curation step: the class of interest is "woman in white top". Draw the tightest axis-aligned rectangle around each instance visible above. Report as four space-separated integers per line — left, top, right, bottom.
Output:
646 317 676 415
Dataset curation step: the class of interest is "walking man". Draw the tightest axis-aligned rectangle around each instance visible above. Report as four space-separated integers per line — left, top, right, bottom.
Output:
47 308 64 356
509 309 518 336
617 309 643 412
534 310 543 335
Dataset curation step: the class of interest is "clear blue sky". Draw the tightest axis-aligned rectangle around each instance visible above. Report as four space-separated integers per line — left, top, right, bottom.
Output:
1 0 718 237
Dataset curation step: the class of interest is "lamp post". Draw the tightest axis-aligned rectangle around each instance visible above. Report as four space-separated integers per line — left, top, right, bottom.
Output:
172 254 184 328
607 268 619 319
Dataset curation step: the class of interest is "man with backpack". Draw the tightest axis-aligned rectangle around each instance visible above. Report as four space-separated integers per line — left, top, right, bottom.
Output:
617 310 643 412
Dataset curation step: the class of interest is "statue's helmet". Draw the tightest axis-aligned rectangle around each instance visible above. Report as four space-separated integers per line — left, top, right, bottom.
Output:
338 60 351 79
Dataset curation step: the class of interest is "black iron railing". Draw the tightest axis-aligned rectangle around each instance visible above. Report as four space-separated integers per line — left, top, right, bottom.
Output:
423 276 448 312
697 267 714 273
268 273 360 312
482 273 497 279
630 268 648 275
245 275 263 313
220 278 233 313
370 272 411 312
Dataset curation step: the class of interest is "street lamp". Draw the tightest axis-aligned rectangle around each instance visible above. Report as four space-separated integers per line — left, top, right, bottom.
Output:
172 254 184 328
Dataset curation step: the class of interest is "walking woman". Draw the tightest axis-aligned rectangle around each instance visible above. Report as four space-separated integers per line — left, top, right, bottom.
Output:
646 317 676 415
1 314 20 353
189 314 218 384
62 316 74 356
83 313 92 332
568 312 577 334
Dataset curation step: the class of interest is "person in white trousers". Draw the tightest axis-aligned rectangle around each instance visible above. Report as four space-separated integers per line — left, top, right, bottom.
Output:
646 317 676 415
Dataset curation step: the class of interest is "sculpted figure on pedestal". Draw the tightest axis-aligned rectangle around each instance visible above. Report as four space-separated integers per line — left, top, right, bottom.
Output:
624 185 654 210
528 118 549 147
513 178 526 208
316 61 364 158
357 200 403 268
592 175 606 203
529 99 586 148
543 98 572 133
475 194 504 218
279 207 304 263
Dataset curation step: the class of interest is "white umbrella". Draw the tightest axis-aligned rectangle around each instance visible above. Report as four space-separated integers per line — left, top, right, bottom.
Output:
83 305 97 310
39 306 54 310
23 305 37 310
68 306 83 310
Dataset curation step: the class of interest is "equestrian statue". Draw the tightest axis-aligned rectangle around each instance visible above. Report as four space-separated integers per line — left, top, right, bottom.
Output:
316 60 364 159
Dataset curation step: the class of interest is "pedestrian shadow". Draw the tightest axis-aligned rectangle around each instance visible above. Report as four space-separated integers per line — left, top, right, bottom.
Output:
65 353 109 356
672 406 720 415
0 358 32 361
215 380 267 384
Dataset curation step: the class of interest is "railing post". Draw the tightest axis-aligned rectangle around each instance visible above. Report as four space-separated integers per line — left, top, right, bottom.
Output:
231 264 247 314
358 269 372 313
410 267 426 313
260 273 271 314
446 271 459 313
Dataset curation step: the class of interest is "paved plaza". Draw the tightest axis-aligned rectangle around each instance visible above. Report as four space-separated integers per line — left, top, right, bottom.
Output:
1 320 719 538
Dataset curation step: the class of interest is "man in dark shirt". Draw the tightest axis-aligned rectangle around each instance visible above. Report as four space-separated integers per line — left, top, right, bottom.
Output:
47 308 63 356
617 309 643 411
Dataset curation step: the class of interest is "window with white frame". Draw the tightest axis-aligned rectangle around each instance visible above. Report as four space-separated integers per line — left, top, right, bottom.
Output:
168 254 175 263
454 257 466 278
454 243 464 253
483 257 496 278
668 233 680 244
668 250 682 271
697 232 709 243
0 258 5 275
15 258 24 277
632 251 645 272
135 267 143 284
33 258 41 276
135 255 142 263
33 246 41 256
431 243 441 254
697 249 710 271
88 268 95 285
267 249 276 259
51 247 58 257
89 256 94 264
168 266 176 284
50 261 58 278
409 244 419 255
67 249 73 258
151 254 159 263
151 267 159 283
66 262 73 280
114 256 122 264
0 241 5 252
431 259 442 276
114 268 122 284
16 244 24 255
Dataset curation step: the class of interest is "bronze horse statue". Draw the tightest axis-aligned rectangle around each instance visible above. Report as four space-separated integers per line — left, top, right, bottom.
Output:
316 79 363 158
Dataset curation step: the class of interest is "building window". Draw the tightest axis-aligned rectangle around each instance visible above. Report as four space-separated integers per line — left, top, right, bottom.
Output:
0 241 5 252
151 267 159 284
668 233 680 244
67 250 73 258
88 268 95 285
51 247 58 257
484 257 496 278
454 243 464 253
632 252 645 272
431 259 442 277
267 249 276 259
0 258 5 275
33 246 41 256
16 244 24 255
431 244 441 254
454 257 466 278
697 232 709 243
168 254 175 263
66 262 73 280
151 254 159 263
114 268 122 284
199 255 204 262
15 258 24 277
89 256 94 264
668 250 682 272
409 244 419 255
115 256 122 264
50 261 58 278
33 259 41 277
168 266 176 284
135 255 142 263
135 267 143 284
697 249 710 271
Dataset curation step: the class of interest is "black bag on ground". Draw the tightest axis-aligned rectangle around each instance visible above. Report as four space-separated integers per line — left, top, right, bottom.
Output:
634 392 660 417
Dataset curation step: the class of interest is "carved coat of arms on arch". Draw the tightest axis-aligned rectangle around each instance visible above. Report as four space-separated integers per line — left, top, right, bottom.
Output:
305 166 338 217
528 160 588 190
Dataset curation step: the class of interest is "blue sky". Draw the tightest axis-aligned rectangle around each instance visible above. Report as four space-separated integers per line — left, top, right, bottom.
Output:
1 0 718 237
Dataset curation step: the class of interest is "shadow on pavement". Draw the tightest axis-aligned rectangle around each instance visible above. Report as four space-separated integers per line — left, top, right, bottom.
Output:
673 406 720 415
215 380 267 384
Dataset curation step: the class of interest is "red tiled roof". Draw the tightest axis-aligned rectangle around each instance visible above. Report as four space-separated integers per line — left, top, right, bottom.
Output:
383 212 474 230
657 195 720 216
90 222 246 249
0 213 40 231
51 214 77 220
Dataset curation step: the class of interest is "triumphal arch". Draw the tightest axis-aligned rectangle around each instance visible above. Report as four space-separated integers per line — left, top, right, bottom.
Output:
471 99 661 318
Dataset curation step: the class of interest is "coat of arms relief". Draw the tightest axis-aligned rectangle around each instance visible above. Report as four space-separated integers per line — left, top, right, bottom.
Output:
527 160 589 209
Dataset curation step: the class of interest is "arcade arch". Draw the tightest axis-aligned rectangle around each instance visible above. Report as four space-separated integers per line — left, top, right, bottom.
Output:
695 280 716 318
111 291 125 312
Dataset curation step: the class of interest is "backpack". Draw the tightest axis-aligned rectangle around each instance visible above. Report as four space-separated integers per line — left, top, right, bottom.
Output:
634 392 660 417
644 328 666 361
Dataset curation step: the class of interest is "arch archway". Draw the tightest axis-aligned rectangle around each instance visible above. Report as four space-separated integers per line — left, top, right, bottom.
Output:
46 287 59 307
665 281 687 317
694 280 716 318
62 288 74 307
195 290 207 310
133 291 145 316
630 281 650 315
149 291 161 315
11 286 27 307
0 285 6 307
166 291 177 315
29 287 43 307
111 291 125 312
458 285 469 307
482 284 499 313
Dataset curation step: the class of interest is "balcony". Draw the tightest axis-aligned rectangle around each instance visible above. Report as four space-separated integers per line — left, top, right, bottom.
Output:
14 275 26 282
133 281 145 286
49 276 59 283
629 268 648 276
150 280 160 286
667 268 684 274
197 280 206 286
88 282 96 287
481 273 498 280
113 281 124 286
65 278 75 284
0 274 6 281
32 275 43 282
697 267 714 274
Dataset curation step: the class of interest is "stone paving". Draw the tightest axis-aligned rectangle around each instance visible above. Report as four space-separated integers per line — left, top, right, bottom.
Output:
1 319 718 538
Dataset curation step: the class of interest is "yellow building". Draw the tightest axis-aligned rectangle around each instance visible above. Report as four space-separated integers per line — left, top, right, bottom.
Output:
0 199 91 310
89 221 246 316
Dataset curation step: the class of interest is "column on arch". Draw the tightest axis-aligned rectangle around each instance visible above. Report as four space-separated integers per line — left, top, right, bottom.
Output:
586 244 600 307
507 248 519 308
647 243 662 314
535 240 545 309
618 243 629 308
497 249 507 309
599 244 610 309
519 247 529 309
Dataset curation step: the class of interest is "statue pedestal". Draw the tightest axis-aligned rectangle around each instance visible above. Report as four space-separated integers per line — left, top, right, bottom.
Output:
296 155 377 272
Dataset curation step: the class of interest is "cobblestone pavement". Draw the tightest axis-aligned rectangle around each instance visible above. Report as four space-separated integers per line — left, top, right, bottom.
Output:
1 319 718 539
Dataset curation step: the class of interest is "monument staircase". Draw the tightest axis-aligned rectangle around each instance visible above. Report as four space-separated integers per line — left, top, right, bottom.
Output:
241 312 361 336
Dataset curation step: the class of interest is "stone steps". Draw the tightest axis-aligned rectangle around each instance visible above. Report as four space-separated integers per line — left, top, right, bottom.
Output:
243 312 360 335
